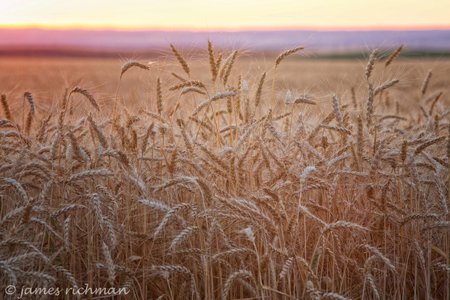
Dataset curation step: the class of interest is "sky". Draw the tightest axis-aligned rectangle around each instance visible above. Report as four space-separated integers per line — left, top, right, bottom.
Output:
1 0 449 30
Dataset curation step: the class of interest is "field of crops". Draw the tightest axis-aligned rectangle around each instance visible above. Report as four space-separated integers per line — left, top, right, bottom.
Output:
0 45 449 299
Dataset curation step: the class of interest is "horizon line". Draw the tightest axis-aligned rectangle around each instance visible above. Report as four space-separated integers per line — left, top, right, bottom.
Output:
2 24 450 32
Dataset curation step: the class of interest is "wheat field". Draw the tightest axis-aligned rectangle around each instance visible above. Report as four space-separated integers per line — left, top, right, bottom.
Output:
0 44 449 299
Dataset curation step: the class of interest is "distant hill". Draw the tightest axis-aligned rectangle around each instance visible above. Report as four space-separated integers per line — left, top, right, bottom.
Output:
1 28 449 57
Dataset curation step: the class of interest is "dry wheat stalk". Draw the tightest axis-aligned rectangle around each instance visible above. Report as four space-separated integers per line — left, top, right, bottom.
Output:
120 61 150 78
292 96 316 105
223 50 238 86
222 270 255 300
279 256 294 280
365 49 378 80
366 83 375 127
384 45 403 67
364 245 395 271
331 95 343 126
24 111 33 135
351 87 357 109
208 40 218 81
101 241 116 285
428 91 443 115
1 94 11 120
181 86 206 96
156 77 163 115
374 79 399 96
322 221 369 234
254 72 266 108
69 87 100 111
421 71 432 95
169 80 206 91
171 72 187 82
23 92 36 114
414 136 445 155
169 226 198 251
275 46 304 68
321 292 351 300
170 44 190 76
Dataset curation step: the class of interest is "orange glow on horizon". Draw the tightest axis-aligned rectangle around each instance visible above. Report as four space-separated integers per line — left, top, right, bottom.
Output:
1 0 449 32
2 23 450 32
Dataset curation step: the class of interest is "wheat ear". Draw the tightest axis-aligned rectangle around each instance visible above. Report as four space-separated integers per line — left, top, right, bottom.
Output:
170 43 190 76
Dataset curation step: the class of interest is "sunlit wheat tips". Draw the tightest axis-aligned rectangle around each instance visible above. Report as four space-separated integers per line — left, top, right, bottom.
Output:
384 45 403 67
254 72 266 108
69 87 100 111
421 70 432 95
156 78 163 115
365 49 378 80
170 43 190 76
120 61 150 79
23 92 36 114
208 40 218 82
275 46 304 68
1 94 11 120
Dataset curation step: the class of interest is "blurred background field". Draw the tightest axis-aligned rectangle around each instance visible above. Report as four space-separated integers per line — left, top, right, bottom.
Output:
1 56 449 116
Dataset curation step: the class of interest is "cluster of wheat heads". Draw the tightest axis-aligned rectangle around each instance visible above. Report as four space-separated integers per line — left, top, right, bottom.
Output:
0 43 449 299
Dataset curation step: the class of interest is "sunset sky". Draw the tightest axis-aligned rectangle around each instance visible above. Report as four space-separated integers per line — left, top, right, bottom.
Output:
1 0 449 30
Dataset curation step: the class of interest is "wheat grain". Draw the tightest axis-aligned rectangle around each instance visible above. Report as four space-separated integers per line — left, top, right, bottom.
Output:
156 77 163 115
70 87 100 111
254 72 266 108
421 71 432 95
120 61 150 78
169 80 206 91
169 226 198 251
374 79 399 96
222 270 255 300
223 50 238 86
384 45 403 67
181 86 206 96
322 221 368 234
170 44 190 76
275 46 304 68
365 49 378 80
414 136 445 155
1 94 11 120
23 92 36 114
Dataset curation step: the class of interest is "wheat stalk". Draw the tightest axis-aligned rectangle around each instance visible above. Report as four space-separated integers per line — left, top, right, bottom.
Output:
254 72 266 108
69 87 100 111
275 46 304 68
23 92 36 114
384 45 403 67
421 71 432 95
170 44 190 76
365 49 378 80
1 94 11 120
120 61 150 78
222 270 255 300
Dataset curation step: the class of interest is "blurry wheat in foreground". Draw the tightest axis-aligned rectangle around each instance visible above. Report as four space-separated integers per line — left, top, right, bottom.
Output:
0 43 449 300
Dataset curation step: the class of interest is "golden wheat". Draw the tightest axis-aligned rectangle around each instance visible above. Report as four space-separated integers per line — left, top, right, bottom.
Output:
0 44 448 300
